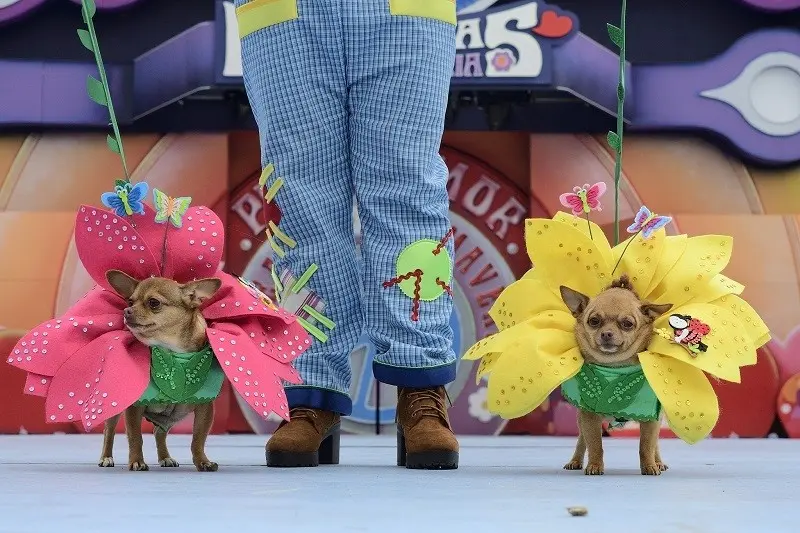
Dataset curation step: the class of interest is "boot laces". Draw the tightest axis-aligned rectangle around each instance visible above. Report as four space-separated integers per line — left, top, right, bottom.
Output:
404 388 449 420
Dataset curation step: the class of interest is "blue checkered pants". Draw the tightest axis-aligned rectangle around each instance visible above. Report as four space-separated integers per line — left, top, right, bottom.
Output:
236 0 457 415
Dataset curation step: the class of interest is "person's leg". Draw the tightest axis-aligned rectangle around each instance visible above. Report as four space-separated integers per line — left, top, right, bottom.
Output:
344 0 458 468
235 0 360 466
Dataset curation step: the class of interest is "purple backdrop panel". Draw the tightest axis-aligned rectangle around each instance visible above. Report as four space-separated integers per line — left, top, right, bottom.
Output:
632 29 800 165
0 60 130 126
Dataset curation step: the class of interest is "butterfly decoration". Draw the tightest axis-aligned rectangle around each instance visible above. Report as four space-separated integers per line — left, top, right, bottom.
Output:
100 181 148 217
153 188 192 228
238 277 278 311
666 314 710 356
626 205 672 239
559 182 607 216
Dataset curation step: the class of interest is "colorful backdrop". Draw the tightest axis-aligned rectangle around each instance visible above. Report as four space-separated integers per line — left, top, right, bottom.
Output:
0 131 796 438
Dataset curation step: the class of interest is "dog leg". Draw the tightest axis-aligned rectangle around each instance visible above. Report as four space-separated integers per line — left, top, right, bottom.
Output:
98 414 120 467
124 406 149 471
578 410 605 475
639 420 663 475
655 441 668 471
564 428 585 470
155 426 179 467
191 403 218 472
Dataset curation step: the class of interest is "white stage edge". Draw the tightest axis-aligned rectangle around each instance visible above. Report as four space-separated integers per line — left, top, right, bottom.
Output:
0 435 796 533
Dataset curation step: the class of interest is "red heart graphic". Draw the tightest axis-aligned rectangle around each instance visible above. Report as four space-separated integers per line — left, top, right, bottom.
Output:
532 10 573 39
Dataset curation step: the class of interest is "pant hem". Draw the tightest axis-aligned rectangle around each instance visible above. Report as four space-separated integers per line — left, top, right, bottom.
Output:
372 359 457 388
285 387 353 416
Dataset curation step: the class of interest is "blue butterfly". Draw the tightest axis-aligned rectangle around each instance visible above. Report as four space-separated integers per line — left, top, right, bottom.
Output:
101 181 148 217
627 205 672 239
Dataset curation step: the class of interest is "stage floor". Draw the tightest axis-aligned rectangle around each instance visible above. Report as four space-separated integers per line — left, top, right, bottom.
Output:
0 434 795 532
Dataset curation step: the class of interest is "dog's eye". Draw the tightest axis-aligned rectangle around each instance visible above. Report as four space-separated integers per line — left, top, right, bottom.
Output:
147 298 161 310
620 319 635 330
587 316 602 328
127 299 133 307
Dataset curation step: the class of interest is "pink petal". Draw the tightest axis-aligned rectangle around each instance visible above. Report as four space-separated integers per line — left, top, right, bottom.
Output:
207 325 295 421
224 316 308 368
74 205 160 291
46 331 150 431
134 205 224 283
203 272 300 325
24 373 51 397
62 286 125 317
8 314 124 377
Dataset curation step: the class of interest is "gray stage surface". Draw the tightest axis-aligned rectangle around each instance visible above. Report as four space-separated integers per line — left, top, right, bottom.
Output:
0 434 795 533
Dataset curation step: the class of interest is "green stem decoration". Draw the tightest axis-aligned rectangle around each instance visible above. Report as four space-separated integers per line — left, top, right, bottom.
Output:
606 0 627 245
584 211 593 240
77 0 130 181
610 229 641 276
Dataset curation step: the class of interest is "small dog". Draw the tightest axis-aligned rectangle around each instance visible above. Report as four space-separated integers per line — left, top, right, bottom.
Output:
98 270 222 472
559 275 672 476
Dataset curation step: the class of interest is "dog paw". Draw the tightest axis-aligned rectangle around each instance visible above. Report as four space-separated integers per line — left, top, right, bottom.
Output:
128 461 149 471
656 462 669 472
160 458 180 468
641 463 663 476
195 461 218 472
584 463 604 475
563 460 583 470
98 457 115 468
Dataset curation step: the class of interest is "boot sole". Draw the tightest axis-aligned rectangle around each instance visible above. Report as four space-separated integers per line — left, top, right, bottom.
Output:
397 432 459 470
266 424 341 468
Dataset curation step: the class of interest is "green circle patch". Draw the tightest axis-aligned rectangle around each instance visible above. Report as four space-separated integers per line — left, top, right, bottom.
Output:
395 239 452 301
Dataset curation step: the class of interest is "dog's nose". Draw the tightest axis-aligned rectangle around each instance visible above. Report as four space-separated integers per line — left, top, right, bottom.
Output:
600 331 614 342
123 307 133 319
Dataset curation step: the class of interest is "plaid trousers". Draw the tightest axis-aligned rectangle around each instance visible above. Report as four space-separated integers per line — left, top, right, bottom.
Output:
236 0 457 415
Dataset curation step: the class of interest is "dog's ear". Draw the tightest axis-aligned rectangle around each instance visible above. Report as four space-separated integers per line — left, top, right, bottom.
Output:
641 302 672 320
560 285 590 317
181 278 222 308
106 270 140 299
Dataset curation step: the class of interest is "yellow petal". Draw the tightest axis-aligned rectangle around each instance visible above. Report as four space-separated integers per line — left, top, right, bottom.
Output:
525 218 612 297
684 274 744 306
489 279 565 330
527 310 575 332
610 228 666 295
639 351 718 444
645 235 688 297
650 235 733 308
707 294 771 358
462 328 513 361
552 211 613 266
487 329 582 419
475 351 501 384
652 303 754 382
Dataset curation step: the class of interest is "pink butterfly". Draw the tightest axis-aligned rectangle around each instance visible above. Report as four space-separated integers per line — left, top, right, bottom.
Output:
627 205 672 239
559 182 607 216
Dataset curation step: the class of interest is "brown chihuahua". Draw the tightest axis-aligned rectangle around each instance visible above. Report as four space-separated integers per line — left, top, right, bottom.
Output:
559 275 672 476
98 270 222 472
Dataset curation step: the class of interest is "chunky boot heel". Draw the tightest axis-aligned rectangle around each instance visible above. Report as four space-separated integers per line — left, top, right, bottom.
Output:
396 431 407 467
265 408 341 468
318 424 341 465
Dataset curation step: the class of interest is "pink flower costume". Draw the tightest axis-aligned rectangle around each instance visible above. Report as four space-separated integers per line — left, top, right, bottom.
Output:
6 203 308 431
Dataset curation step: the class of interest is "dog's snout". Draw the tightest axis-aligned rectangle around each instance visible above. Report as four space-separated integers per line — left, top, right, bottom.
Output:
600 330 614 342
123 307 133 319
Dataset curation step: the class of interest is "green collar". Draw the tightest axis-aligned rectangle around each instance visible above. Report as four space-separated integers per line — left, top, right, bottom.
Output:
561 363 661 422
144 344 217 404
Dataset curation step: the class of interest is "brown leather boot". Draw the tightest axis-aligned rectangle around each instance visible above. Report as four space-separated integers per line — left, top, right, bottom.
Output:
396 386 459 469
266 408 341 467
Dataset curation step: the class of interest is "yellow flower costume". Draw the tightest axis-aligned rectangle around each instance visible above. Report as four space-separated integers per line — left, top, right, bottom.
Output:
462 212 771 444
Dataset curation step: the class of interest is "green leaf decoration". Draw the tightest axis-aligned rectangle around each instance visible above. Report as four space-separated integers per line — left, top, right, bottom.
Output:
575 365 608 412
76 29 93 51
610 0 627 245
82 0 96 20
106 134 120 154
606 23 623 48
595 371 647 415
79 0 129 181
606 131 621 153
86 75 107 106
